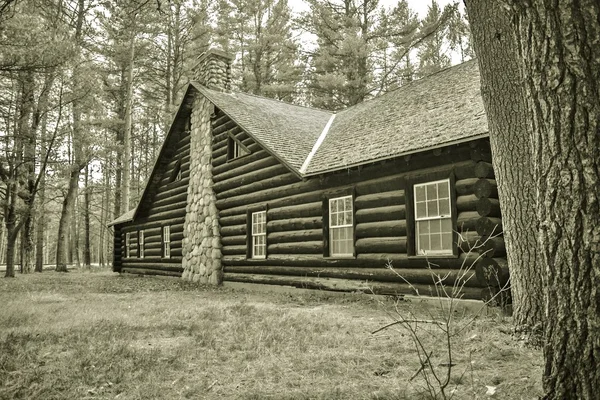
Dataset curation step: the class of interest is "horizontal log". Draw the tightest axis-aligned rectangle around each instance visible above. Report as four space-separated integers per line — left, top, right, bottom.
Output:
267 217 323 232
122 268 182 277
268 241 323 254
146 200 188 218
355 237 407 254
153 182 188 202
213 152 278 183
218 187 324 218
456 211 480 234
476 258 509 287
152 191 189 209
212 117 237 136
473 179 498 199
268 229 323 244
453 160 478 180
223 273 483 299
216 171 299 200
214 163 290 193
457 231 483 254
470 148 492 162
476 198 501 218
479 236 506 258
224 266 481 288
171 248 183 257
121 261 183 270
354 190 405 209
455 178 479 196
222 245 247 256
456 194 479 213
221 224 246 236
476 217 503 236
268 202 322 221
356 205 405 224
222 235 246 246
474 161 494 179
220 213 247 227
356 220 406 238
223 252 479 270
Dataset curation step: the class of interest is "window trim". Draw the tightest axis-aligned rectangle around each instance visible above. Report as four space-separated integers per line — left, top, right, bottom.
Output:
227 134 250 161
411 178 456 257
162 225 171 259
251 211 267 259
328 195 355 258
138 230 145 258
125 232 131 258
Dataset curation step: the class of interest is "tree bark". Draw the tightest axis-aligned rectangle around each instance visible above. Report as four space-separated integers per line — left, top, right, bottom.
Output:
83 164 91 266
501 2 600 398
463 0 544 328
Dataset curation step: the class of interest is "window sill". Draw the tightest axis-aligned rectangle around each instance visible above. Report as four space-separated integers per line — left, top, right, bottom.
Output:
409 253 457 259
323 255 356 260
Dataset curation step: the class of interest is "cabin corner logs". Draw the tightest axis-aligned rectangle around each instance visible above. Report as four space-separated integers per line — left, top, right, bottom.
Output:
114 103 508 301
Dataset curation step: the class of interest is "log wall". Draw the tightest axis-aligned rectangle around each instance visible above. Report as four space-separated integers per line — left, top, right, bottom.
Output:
115 115 191 276
210 110 507 299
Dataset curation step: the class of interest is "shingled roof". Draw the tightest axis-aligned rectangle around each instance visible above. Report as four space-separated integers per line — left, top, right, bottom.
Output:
193 85 332 172
304 60 488 175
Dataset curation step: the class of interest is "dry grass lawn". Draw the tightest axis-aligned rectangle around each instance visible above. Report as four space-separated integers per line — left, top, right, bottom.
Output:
0 269 542 399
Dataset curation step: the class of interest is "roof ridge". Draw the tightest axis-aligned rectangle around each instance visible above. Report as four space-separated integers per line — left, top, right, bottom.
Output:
192 82 333 115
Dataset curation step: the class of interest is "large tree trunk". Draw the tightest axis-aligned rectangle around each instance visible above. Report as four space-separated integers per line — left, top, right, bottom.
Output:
83 164 91 266
121 36 135 214
463 0 544 328
504 2 600 398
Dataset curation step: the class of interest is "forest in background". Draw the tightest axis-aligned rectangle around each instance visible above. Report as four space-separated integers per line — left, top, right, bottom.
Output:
0 0 471 273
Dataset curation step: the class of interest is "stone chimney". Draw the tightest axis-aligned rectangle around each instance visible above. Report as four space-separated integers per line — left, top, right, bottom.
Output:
193 48 234 91
181 49 233 285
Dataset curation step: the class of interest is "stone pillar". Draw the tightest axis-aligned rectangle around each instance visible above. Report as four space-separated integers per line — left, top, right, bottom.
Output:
181 49 233 284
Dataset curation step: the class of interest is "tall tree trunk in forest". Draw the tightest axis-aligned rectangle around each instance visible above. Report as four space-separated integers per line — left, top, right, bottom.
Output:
121 35 135 214
56 0 86 272
19 70 36 274
83 164 91 266
463 0 544 329
34 71 55 273
502 2 600 398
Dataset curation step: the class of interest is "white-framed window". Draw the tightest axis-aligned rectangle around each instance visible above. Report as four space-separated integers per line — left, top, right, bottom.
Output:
414 179 453 255
162 226 171 258
251 211 267 259
228 136 249 160
138 230 144 258
125 232 131 258
329 195 354 257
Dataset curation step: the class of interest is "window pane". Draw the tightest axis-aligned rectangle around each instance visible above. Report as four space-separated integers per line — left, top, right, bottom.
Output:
345 197 352 211
415 185 426 201
441 218 453 234
331 200 338 213
420 220 430 235
427 200 439 217
430 219 441 234
442 232 453 251
430 233 442 251
426 183 437 200
438 181 449 199
416 202 427 219
439 198 451 216
331 213 339 226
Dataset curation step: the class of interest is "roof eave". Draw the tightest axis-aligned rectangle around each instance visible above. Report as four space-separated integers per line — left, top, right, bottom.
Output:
302 132 490 177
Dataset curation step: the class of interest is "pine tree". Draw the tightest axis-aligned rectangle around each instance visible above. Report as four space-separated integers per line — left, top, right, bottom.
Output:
416 0 451 78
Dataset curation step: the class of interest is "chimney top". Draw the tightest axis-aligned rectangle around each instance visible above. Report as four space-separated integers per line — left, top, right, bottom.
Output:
193 48 234 91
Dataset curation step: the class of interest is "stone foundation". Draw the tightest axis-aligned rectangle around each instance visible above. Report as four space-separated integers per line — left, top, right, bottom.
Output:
181 95 222 284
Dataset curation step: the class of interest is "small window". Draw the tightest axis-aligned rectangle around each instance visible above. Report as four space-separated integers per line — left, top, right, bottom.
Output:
138 230 144 258
125 232 131 258
251 211 267 259
162 226 171 258
329 196 354 257
414 179 453 255
171 160 182 183
228 136 249 160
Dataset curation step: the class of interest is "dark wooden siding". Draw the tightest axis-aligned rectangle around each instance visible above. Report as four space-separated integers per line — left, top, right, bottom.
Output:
116 125 191 277
212 109 502 299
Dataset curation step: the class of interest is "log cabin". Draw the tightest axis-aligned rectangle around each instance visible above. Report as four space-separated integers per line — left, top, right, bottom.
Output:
109 49 508 300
